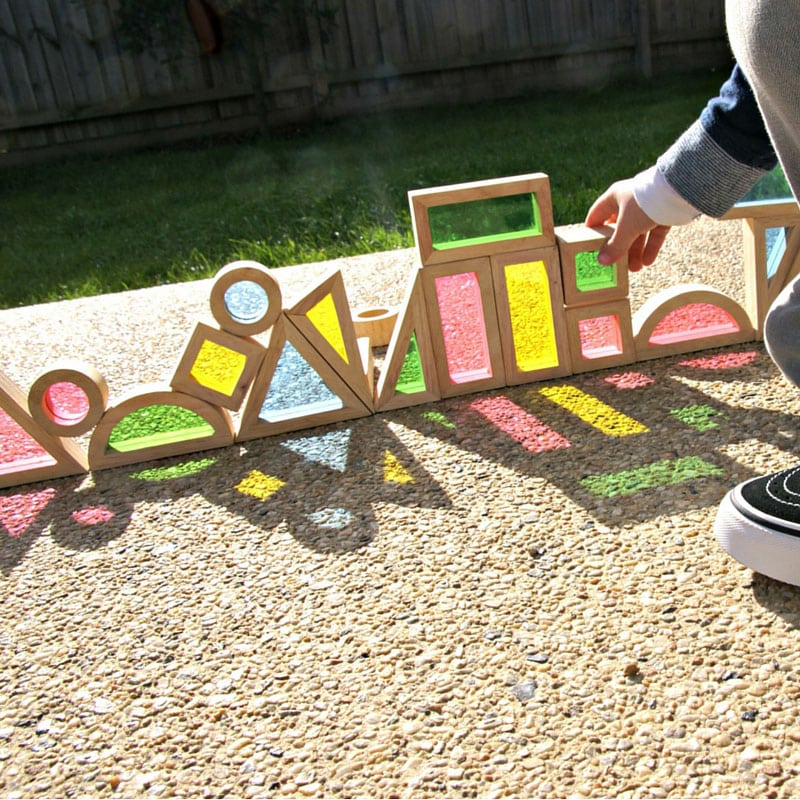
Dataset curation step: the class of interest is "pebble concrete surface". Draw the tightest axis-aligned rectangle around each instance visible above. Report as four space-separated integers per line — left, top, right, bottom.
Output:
3 218 800 799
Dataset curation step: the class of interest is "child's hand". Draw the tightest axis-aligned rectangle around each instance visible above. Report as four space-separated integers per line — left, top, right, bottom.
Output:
585 178 671 271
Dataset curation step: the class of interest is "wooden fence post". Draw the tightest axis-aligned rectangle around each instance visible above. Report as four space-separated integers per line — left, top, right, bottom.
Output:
304 7 330 115
635 0 653 78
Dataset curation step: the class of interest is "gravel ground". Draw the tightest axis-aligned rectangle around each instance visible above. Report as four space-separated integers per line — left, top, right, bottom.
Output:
3 216 800 799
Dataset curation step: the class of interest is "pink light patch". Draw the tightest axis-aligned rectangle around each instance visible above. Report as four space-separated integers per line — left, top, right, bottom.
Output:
71 506 115 526
0 408 55 470
679 351 758 370
604 372 654 389
0 488 57 537
470 395 571 453
649 303 739 346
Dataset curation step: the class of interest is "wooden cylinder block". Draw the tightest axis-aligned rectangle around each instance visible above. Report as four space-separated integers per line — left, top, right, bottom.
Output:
352 306 398 347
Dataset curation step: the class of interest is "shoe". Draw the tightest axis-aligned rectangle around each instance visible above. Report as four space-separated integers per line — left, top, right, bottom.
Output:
715 465 800 586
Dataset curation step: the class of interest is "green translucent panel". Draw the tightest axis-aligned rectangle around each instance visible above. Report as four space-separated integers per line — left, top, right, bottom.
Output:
108 405 215 453
396 333 426 395
429 192 542 251
575 250 617 292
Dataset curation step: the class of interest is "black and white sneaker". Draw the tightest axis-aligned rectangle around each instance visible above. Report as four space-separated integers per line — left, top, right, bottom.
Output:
715 466 800 586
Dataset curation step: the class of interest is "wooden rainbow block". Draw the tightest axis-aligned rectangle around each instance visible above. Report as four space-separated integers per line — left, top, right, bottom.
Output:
556 224 629 307
565 299 635 373
490 247 572 384
409 173 555 266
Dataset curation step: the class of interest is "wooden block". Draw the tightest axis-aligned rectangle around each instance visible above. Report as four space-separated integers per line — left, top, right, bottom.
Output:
490 247 572 384
633 284 755 361
565 299 635 373
0 368 89 489
419 257 506 397
556 224 629 307
375 267 441 412
27 360 108 437
236 314 371 440
209 260 283 336
409 173 555 266
88 384 235 471
171 322 266 412
721 199 800 220
285 268 374 411
352 306 398 347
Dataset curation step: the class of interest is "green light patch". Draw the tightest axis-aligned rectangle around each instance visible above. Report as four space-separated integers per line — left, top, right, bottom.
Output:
131 457 218 482
670 404 725 431
580 456 724 498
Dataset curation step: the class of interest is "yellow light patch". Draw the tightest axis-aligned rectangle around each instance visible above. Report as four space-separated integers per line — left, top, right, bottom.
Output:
540 385 648 437
384 450 414 484
236 470 286 500
307 293 348 364
190 339 247 396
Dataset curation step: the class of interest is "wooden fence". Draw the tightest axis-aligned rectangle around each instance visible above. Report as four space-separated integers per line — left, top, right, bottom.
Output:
0 0 730 165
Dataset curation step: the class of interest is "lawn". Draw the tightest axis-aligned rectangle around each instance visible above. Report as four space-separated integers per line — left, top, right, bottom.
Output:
0 68 727 309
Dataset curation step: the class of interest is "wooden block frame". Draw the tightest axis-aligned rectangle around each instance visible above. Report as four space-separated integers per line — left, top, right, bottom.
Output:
171 322 266 412
556 224 629 307
409 173 555 266
565 299 635 374
633 284 755 361
420 257 506 397
490 247 572 385
209 260 283 337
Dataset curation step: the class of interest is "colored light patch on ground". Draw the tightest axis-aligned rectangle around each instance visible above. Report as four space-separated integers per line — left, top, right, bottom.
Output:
679 351 758 370
422 410 456 429
108 406 215 453
429 192 542 250
282 429 351 472
505 260 559 372
236 470 285 501
670 405 725 431
649 303 739 345
575 250 617 292
307 507 353 529
384 450 414 484
307 293 349 364
45 381 90 425
470 395 571 453
435 272 492 383
581 456 724 497
0 488 57 537
0 409 56 469
396 333 426 395
131 457 218 481
71 506 115 526
604 372 654 389
540 385 648 437
190 340 247 396
577 315 623 359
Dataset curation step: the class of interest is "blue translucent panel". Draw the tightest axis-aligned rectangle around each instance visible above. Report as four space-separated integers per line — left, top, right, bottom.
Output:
224 280 270 325
259 341 343 422
766 226 787 280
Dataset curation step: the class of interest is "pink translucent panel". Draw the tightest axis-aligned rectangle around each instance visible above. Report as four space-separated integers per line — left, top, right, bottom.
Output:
649 303 739 346
470 395 570 453
0 408 54 471
578 315 623 359
434 272 492 384
45 381 90 425
0 488 57 537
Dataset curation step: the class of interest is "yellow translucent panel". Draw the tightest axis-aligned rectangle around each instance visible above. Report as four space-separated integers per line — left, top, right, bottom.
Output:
540 385 649 437
190 339 247 396
505 260 559 371
307 293 349 364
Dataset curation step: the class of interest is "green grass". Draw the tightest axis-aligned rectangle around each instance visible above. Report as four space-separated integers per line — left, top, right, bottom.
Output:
0 69 727 309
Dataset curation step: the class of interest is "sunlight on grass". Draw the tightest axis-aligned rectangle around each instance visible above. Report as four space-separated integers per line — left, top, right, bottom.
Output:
0 70 725 308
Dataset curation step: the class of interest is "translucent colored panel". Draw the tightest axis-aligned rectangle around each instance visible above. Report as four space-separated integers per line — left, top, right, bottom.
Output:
0 488 57 537
434 272 492 383
648 303 739 346
0 409 55 470
107 406 215 453
44 381 90 425
224 280 270 325
306 293 348 363
396 332 426 395
429 192 542 251
580 456 723 497
470 395 570 453
738 164 792 203
540 385 648 437
577 314 623 359
189 340 247 396
575 250 617 292
504 260 559 372
766 227 787 280
260 341 344 423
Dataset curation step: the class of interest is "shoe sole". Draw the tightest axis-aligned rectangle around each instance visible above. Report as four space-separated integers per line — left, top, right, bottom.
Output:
715 490 800 586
